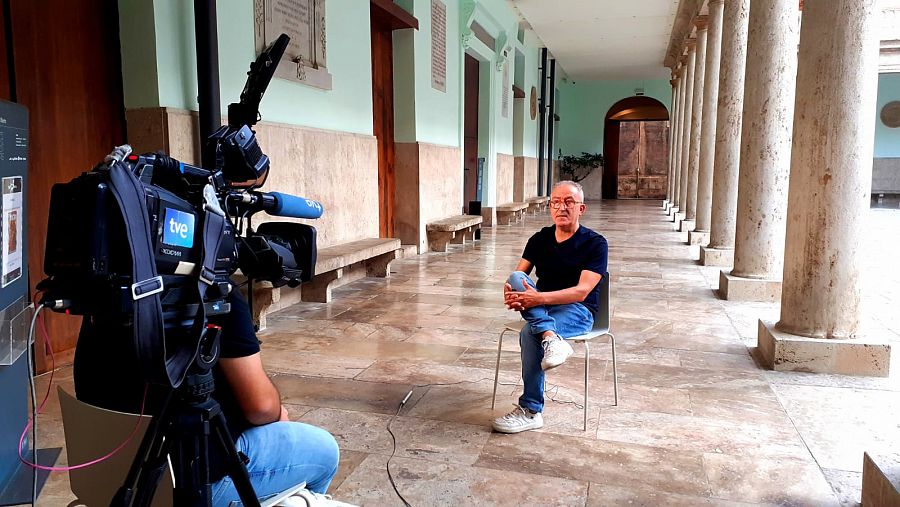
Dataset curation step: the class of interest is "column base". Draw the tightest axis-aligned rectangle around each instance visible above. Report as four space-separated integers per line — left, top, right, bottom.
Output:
700 246 734 267
863 452 900 506
662 199 669 209
758 320 891 377
718 271 782 301
677 219 695 232
670 209 683 222
686 230 709 245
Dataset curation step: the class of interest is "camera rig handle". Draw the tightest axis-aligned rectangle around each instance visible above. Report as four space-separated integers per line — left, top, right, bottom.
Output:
227 33 290 128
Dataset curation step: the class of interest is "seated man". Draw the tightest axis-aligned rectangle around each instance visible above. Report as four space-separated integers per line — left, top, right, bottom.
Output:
74 290 344 506
492 180 608 434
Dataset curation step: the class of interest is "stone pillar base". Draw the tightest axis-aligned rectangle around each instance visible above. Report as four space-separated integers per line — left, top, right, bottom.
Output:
687 230 709 245
718 271 782 301
671 210 684 223
758 320 891 377
677 219 695 232
863 452 900 506
662 199 669 209
667 205 678 217
700 246 734 266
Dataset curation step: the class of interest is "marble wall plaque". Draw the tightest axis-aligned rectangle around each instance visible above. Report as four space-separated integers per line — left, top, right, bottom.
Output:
431 0 447 92
254 0 332 90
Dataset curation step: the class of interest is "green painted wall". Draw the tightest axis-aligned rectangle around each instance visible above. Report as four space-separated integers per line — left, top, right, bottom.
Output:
392 0 462 147
117 0 160 108
875 73 900 158
556 78 672 157
149 0 374 135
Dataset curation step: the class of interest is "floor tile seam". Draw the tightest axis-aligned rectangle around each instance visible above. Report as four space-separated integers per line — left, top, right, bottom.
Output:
766 382 836 491
475 448 714 499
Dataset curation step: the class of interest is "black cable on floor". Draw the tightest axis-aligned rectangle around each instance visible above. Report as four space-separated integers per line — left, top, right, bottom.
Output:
384 375 586 506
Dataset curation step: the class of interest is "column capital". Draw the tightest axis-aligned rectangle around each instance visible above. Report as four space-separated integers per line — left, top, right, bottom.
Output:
709 0 724 5
694 15 709 30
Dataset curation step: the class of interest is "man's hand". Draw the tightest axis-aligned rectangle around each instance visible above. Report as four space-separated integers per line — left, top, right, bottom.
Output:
505 283 543 311
279 404 291 422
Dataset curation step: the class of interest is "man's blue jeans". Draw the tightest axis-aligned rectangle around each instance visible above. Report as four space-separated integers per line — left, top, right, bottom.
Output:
211 421 340 506
508 271 593 413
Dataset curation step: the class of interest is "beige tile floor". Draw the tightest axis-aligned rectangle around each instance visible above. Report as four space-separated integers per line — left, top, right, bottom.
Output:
29 199 900 506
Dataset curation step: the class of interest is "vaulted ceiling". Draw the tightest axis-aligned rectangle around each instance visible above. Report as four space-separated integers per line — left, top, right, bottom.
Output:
511 0 679 81
512 0 900 81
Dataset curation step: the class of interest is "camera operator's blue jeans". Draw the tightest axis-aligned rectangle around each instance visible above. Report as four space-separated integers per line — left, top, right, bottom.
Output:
508 271 593 414
211 421 340 506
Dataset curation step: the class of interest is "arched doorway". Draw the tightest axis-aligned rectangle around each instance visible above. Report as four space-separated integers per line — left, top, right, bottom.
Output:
603 96 670 199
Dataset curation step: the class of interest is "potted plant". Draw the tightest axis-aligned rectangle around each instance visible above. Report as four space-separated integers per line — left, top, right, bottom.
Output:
559 152 604 183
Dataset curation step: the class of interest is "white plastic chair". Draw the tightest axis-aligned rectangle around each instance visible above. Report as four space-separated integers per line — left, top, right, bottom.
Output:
491 273 618 431
58 387 307 506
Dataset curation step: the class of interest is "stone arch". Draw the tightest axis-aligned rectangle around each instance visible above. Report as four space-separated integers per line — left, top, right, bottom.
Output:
602 96 670 199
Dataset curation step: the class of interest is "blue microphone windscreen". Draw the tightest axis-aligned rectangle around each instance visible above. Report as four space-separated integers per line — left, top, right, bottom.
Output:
271 192 324 219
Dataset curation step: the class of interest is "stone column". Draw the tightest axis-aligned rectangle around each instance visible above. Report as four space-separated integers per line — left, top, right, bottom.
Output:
679 18 708 233
701 0 751 266
664 75 677 209
688 2 724 246
669 62 687 218
667 68 684 214
673 45 696 224
718 0 799 301
759 0 890 376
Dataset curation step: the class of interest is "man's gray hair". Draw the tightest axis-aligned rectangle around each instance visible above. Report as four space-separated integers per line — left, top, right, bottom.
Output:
553 180 585 201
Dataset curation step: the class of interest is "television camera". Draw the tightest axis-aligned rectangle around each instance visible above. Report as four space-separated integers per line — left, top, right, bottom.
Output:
38 34 317 390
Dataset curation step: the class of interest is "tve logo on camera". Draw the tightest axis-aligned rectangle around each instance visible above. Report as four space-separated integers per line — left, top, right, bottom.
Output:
162 208 195 248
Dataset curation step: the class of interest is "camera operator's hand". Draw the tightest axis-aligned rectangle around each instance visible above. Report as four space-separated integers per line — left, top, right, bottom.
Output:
279 404 291 422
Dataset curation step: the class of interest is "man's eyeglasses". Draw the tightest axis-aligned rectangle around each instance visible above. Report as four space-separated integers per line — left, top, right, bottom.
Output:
549 199 583 209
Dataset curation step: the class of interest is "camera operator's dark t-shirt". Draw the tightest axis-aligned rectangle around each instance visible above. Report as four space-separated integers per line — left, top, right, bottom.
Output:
73 289 261 483
522 224 608 313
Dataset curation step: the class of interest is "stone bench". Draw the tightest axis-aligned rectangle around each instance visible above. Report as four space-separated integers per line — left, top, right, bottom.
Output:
426 214 483 252
526 196 549 215
245 238 401 329
496 202 529 225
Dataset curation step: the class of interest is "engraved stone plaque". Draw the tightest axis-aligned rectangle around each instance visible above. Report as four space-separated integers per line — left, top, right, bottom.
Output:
254 0 332 90
431 0 447 92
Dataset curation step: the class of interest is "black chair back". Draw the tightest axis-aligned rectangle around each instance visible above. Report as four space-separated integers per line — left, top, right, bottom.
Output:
593 272 611 334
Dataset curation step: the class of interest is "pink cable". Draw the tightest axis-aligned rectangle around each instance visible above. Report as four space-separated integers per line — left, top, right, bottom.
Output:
17 304 150 472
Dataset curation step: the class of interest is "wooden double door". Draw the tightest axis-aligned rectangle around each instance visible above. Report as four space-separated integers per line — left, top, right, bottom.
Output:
616 120 669 199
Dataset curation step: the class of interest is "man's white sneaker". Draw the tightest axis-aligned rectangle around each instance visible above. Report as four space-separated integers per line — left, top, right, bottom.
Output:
492 404 544 433
541 335 574 370
277 489 358 507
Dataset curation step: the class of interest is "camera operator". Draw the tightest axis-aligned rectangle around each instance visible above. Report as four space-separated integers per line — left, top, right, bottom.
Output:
73 289 342 505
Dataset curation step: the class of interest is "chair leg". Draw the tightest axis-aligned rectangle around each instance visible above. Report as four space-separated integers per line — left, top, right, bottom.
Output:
609 333 618 406
583 341 590 432
491 329 507 410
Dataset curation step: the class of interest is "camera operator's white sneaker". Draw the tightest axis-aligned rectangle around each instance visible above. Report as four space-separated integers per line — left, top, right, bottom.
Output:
492 404 543 433
277 489 358 507
541 334 574 370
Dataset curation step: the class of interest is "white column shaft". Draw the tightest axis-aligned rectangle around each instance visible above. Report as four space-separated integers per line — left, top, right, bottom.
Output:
694 2 724 232
672 69 688 208
667 79 678 201
777 0 881 339
677 47 697 210
684 27 708 220
708 0 750 248
731 0 800 278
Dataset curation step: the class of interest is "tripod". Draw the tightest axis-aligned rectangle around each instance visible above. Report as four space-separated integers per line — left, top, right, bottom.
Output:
111 326 261 507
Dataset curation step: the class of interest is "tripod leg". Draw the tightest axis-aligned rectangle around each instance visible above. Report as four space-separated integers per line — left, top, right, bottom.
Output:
210 411 261 507
112 391 176 507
